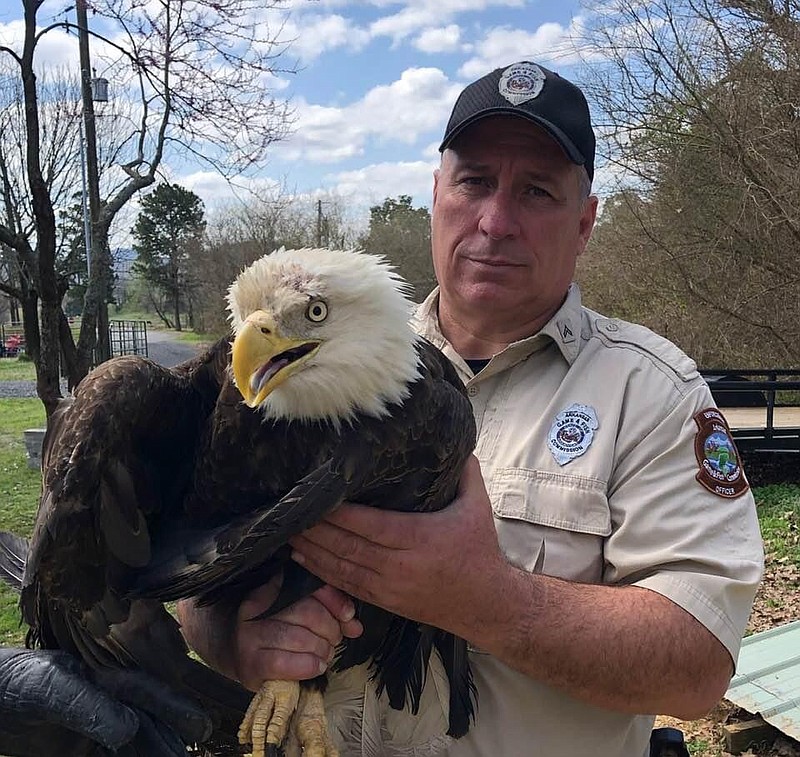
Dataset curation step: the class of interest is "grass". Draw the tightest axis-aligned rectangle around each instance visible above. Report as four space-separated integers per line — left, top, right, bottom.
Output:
173 329 218 344
0 398 46 645
755 483 800 566
0 357 36 382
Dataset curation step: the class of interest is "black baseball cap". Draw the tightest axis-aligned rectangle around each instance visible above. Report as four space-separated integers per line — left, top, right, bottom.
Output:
439 61 595 181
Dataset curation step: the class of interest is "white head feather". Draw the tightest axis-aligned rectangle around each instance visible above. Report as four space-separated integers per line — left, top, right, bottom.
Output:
227 247 423 424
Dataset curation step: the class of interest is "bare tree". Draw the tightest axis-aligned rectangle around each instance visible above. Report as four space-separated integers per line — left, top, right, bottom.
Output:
191 190 361 335
0 0 292 415
579 0 800 366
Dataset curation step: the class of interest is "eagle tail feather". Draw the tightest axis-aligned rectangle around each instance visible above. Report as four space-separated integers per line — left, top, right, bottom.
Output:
371 617 435 715
0 530 28 592
434 631 476 738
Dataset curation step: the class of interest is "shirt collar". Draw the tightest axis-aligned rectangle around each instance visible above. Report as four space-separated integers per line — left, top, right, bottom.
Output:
412 284 585 375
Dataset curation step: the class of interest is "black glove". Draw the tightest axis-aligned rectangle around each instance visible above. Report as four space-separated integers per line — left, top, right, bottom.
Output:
0 646 211 757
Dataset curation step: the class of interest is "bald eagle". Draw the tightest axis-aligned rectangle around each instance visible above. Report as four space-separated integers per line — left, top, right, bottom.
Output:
10 248 477 756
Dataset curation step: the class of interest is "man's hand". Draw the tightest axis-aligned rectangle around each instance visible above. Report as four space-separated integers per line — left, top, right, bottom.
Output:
233 578 364 690
288 456 509 637
178 577 363 692
0 646 210 757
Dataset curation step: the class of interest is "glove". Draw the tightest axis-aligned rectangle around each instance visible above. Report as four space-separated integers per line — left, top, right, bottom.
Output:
0 646 211 757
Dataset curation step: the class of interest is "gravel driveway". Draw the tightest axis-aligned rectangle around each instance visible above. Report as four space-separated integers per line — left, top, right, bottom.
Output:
0 329 208 399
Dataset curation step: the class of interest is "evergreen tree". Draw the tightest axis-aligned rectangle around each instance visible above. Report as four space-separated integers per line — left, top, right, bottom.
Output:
132 183 206 331
360 195 434 301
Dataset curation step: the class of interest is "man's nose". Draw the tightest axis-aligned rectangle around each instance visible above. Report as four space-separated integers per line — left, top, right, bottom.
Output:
477 191 520 240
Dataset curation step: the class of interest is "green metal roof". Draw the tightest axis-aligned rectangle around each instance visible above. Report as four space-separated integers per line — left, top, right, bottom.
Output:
726 619 800 741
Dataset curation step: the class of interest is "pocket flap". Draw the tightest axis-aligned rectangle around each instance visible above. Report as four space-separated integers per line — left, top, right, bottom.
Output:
491 467 611 537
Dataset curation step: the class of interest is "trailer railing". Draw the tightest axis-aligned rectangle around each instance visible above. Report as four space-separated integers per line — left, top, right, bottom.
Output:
700 369 800 452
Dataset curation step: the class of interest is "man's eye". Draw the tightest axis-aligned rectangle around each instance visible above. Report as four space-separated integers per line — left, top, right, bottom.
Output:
527 185 552 198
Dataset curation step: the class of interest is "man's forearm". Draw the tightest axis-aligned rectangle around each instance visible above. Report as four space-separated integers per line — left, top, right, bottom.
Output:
459 566 733 720
176 599 238 680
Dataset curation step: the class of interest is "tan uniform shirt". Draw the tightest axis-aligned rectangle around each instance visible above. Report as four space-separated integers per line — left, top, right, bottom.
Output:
325 284 763 757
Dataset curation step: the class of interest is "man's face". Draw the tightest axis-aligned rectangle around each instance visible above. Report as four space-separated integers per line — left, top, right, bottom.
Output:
431 116 597 328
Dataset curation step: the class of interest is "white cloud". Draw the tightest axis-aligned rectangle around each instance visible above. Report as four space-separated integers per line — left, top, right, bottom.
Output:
414 25 461 54
279 67 461 163
328 160 436 210
459 18 587 79
281 14 371 63
176 170 283 210
0 20 78 70
369 0 522 43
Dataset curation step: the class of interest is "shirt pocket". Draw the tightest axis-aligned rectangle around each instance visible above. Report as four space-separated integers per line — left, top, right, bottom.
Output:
489 467 611 583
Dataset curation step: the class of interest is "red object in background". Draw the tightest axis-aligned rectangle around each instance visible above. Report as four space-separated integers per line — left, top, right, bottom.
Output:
3 334 22 356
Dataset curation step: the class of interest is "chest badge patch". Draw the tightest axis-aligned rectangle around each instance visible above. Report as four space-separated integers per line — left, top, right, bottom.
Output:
548 403 599 466
693 408 749 498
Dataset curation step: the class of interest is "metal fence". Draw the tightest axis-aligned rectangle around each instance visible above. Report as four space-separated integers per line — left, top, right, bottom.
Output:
1 320 148 361
108 319 148 358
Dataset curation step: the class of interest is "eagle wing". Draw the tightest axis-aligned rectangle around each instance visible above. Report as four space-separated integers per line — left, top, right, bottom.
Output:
21 338 251 741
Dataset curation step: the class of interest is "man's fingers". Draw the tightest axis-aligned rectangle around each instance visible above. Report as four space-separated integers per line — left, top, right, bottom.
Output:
311 584 356 622
321 503 420 548
237 650 327 691
310 585 364 639
271 597 345 647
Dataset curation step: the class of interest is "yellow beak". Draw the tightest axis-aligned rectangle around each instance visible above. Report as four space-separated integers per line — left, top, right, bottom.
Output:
231 310 321 408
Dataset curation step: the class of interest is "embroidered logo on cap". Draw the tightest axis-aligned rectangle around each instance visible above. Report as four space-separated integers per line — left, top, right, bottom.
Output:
499 62 546 106
548 403 598 466
693 408 749 498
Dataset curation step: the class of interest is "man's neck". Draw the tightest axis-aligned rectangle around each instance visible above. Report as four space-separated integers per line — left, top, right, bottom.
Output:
437 298 556 359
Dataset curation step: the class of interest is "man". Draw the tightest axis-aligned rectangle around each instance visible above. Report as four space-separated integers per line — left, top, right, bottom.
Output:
181 60 764 755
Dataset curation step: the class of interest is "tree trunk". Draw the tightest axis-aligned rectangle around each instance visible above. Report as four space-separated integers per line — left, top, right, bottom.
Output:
19 290 40 366
21 0 61 417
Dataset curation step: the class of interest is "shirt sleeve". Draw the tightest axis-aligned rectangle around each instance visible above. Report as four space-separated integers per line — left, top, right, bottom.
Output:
603 380 764 661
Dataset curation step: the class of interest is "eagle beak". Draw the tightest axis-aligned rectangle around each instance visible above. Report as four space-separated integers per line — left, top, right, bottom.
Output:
232 310 321 408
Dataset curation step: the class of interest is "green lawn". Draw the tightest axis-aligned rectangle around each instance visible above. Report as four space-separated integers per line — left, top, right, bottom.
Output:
0 398 46 644
0 357 36 382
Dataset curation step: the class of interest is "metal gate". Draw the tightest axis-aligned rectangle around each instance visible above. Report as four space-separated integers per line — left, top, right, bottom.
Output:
108 320 148 358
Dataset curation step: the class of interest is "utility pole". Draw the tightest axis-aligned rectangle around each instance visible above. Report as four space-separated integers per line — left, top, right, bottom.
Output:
76 0 110 362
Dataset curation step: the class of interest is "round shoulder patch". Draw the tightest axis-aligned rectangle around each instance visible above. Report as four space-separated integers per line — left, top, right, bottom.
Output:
693 408 750 498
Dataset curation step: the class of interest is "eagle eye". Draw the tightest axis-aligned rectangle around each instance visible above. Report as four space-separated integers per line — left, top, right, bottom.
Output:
305 299 328 323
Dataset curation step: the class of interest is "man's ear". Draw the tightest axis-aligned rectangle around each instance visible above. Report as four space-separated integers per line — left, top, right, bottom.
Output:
577 195 598 256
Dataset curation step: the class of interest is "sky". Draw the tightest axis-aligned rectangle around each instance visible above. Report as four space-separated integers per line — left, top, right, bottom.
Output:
0 0 598 232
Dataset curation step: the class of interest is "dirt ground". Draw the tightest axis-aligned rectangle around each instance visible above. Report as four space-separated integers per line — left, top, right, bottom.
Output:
655 554 800 756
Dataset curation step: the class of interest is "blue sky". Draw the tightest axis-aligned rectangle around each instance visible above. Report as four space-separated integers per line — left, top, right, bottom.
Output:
1 0 593 230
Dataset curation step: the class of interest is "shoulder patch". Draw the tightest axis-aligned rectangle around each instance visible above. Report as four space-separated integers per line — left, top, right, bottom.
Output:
594 318 697 381
693 408 750 498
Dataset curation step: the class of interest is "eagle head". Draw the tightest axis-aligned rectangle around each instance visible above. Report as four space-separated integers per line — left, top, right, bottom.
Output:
227 247 422 424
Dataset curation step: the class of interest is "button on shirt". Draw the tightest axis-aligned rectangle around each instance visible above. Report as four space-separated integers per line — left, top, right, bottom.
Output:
404 284 764 757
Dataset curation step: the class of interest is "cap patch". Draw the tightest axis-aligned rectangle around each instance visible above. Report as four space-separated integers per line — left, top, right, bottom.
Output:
548 403 598 466
499 62 545 106
693 408 749 498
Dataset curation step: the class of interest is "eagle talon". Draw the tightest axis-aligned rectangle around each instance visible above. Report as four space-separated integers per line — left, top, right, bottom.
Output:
239 679 300 757
291 685 339 757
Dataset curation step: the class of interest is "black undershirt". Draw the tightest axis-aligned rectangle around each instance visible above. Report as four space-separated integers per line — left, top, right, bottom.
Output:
465 358 490 375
